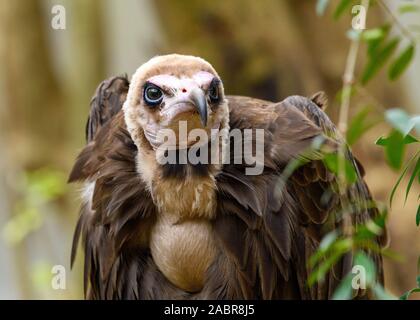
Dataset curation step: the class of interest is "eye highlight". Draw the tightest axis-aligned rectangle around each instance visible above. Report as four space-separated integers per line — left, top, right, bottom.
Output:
208 78 220 103
143 83 163 106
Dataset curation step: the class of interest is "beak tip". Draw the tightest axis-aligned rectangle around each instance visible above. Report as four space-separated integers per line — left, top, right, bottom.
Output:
190 88 208 127
200 116 207 127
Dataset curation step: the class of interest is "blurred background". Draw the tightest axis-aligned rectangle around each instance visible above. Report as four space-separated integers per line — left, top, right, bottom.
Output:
0 0 419 299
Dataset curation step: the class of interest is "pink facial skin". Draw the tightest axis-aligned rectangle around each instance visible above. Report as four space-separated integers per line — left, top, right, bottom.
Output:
147 71 215 95
146 71 217 126
142 71 221 149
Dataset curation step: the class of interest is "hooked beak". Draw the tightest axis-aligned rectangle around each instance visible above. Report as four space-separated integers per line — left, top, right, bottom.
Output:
189 88 207 127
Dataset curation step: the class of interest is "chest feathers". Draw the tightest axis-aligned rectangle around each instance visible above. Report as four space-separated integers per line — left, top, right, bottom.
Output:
150 177 217 292
134 153 217 291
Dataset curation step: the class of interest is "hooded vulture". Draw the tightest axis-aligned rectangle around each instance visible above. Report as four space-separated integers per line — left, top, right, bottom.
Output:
69 54 385 299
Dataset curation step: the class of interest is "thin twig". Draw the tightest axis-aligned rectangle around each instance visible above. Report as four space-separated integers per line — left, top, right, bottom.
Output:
337 0 370 236
338 0 370 154
377 0 417 45
338 40 360 136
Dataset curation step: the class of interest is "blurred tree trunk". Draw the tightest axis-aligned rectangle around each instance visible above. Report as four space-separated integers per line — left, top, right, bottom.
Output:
0 0 62 299
66 0 106 154
0 0 106 167
0 0 63 168
0 0 106 298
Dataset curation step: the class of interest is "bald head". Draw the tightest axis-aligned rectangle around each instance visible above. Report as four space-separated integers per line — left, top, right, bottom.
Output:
123 54 229 151
129 54 220 83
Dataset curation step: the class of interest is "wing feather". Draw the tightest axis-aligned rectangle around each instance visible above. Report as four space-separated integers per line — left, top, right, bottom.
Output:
69 77 156 299
214 94 385 299
86 76 129 142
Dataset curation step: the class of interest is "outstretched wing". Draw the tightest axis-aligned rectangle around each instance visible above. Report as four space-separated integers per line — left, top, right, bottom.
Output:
69 76 157 299
213 94 385 299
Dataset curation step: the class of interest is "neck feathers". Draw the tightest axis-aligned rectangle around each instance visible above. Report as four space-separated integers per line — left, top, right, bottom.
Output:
134 128 229 220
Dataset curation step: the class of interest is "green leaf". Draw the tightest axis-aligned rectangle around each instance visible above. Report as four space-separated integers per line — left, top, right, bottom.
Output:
362 28 386 42
373 284 396 300
354 207 388 242
334 0 352 19
308 238 352 273
361 37 400 85
308 248 327 269
308 251 343 286
385 108 412 135
406 156 420 204
375 130 417 170
354 251 376 286
31 261 55 292
346 107 380 145
400 291 409 300
26 168 67 200
309 233 339 269
332 272 354 300
367 24 391 57
417 256 420 274
389 45 415 80
383 108 420 137
405 135 418 144
316 0 330 16
399 4 420 14
387 150 420 206
2 206 43 245
416 205 420 227
375 133 418 146
377 130 404 170
323 153 357 184
319 231 338 250
355 220 383 240
400 288 420 300
381 133 418 145
403 134 419 144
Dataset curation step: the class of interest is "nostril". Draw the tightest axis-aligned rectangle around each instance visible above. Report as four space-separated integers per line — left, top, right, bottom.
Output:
181 88 187 93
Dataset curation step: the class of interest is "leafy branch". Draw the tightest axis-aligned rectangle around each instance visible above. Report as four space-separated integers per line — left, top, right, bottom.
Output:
313 0 420 300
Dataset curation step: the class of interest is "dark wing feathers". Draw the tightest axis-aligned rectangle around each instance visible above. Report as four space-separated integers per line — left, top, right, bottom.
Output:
86 76 129 142
215 95 384 299
69 77 157 298
76 120 157 298
69 77 384 299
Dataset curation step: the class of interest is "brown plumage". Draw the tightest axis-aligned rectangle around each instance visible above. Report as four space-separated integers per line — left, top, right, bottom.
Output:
69 54 385 299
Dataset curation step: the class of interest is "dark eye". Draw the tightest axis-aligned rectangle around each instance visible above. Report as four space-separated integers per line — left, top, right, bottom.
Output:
208 80 220 103
144 83 163 106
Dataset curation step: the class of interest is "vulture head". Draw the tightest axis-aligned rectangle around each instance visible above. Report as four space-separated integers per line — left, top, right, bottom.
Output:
123 54 230 172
